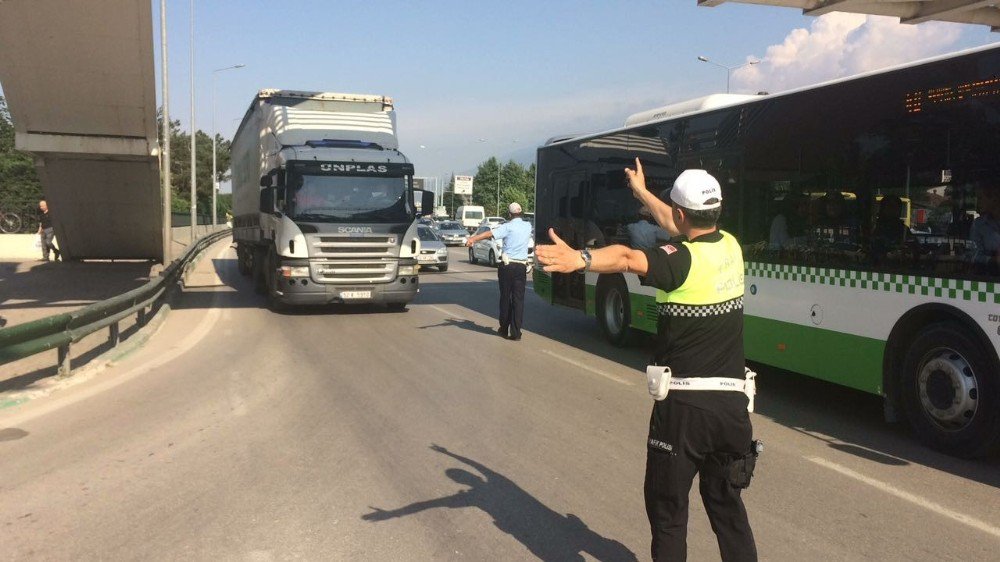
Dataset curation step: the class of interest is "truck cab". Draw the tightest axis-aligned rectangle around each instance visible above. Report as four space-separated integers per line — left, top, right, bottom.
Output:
231 90 433 310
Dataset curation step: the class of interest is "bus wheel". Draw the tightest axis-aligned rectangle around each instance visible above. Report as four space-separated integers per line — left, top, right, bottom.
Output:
597 276 632 347
469 248 477 264
900 322 1000 458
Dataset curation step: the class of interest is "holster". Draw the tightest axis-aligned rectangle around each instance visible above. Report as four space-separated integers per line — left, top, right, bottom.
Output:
726 439 763 489
645 365 671 401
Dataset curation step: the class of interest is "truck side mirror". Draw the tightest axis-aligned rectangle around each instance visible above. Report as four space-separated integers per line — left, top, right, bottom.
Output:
421 191 435 217
259 187 275 214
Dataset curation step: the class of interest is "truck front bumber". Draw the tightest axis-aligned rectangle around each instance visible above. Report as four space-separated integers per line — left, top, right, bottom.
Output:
272 256 419 305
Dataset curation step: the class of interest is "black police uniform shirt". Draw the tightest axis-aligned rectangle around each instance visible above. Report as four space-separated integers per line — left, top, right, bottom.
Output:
641 230 747 409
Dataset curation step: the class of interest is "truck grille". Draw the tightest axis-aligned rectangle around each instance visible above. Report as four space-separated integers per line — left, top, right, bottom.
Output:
312 261 396 283
312 235 395 258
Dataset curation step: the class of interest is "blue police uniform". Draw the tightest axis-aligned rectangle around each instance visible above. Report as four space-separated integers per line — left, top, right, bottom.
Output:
490 217 532 340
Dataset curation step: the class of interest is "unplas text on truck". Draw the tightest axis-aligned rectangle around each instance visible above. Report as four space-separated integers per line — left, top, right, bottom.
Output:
230 89 434 310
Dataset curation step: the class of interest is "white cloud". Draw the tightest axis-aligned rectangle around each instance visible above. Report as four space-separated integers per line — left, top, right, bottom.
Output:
733 14 965 94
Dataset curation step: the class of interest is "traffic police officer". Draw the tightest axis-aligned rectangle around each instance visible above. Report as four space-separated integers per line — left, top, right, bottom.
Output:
466 202 534 341
534 161 757 561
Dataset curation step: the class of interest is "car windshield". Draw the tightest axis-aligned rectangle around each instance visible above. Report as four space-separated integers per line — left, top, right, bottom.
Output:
417 226 439 242
439 222 463 230
287 173 410 223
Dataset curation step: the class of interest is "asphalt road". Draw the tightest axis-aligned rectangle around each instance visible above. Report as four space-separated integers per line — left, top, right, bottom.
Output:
1 241 998 561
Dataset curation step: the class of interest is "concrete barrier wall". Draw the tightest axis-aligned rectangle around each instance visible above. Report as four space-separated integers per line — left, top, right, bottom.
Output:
0 234 59 260
1 225 228 261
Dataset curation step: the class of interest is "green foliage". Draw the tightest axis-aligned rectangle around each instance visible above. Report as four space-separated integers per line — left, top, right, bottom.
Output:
157 110 232 215
472 157 536 216
0 96 43 203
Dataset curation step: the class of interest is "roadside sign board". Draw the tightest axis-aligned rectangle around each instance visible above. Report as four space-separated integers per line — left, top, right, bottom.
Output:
454 175 473 195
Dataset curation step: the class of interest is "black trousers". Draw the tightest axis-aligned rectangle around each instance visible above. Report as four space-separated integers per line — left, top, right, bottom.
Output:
497 262 526 338
644 394 757 562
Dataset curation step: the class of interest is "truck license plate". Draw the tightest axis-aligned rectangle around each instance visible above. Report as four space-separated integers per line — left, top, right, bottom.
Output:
341 290 372 299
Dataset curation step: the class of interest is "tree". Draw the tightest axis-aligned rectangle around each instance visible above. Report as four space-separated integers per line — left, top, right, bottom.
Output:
0 95 43 204
472 157 535 216
157 110 233 218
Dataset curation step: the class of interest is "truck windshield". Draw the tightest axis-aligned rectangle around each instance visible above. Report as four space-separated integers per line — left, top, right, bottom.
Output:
288 174 410 223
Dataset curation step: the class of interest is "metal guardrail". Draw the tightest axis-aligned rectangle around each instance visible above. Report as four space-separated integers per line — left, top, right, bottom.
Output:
0 229 232 375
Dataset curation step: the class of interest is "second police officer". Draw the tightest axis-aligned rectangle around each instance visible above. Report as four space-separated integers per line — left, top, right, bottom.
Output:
534 160 758 561
466 202 534 341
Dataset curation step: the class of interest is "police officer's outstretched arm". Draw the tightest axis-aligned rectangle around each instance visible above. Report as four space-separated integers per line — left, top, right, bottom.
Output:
535 229 648 275
626 158 679 237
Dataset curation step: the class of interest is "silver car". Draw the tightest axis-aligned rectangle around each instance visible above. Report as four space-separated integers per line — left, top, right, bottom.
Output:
416 225 449 272
435 220 469 246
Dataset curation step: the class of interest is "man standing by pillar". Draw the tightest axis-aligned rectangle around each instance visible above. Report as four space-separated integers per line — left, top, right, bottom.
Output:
37 198 60 262
535 161 757 561
466 202 533 340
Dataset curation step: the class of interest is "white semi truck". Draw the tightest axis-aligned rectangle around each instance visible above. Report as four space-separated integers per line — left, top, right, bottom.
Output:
231 89 433 309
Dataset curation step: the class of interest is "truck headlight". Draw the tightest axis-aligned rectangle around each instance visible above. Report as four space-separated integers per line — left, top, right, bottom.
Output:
398 264 418 275
280 266 310 278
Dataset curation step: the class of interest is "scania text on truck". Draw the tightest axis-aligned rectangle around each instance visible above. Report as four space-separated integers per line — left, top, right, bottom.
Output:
230 89 433 310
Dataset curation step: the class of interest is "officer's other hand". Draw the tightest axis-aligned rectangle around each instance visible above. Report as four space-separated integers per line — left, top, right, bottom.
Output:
535 228 584 273
625 157 647 199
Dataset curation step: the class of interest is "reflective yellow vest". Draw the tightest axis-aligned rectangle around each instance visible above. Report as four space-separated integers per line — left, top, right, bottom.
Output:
656 230 745 305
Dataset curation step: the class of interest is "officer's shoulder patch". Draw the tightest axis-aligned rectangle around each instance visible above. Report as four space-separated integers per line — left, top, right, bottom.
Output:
660 244 678 255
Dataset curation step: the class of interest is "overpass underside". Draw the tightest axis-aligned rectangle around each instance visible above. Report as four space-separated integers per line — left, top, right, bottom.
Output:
0 0 163 261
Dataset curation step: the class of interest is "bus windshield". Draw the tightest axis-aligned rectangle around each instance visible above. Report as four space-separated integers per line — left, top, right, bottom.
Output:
287 174 410 223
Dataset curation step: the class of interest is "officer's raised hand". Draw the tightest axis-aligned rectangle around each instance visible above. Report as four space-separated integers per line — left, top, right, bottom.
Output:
625 157 648 200
535 229 585 273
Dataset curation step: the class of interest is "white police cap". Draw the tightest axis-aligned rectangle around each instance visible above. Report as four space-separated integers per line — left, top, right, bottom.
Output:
670 169 722 210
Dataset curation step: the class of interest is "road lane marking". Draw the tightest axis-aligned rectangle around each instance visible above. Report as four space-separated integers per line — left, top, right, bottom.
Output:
538 349 634 386
806 456 1000 539
428 305 470 321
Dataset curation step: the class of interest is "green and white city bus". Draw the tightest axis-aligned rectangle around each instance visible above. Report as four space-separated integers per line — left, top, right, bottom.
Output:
533 44 1000 458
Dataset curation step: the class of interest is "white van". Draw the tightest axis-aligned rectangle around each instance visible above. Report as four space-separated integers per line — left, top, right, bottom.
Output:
455 205 485 232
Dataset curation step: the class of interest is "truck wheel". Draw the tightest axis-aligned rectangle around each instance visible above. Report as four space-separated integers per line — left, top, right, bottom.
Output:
252 247 267 295
387 302 407 312
469 248 477 264
264 248 285 312
900 322 1000 458
597 276 633 347
237 244 251 276
488 250 497 267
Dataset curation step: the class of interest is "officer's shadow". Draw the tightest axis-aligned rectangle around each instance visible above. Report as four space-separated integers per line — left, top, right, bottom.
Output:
362 444 637 562
417 317 497 336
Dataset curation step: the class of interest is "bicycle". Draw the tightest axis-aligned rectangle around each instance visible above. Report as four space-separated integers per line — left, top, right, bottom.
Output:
0 210 23 234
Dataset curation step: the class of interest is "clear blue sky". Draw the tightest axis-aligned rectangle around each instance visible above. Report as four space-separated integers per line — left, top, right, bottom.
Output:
86 2 1000 189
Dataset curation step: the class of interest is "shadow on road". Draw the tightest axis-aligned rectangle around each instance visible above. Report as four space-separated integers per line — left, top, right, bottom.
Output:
178 253 1000 485
417 279 1000 487
362 444 637 562
418 317 497 336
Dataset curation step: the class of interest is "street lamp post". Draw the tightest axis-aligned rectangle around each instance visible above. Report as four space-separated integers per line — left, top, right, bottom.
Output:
189 0 196 244
159 0 170 264
212 64 245 226
697 55 760 93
